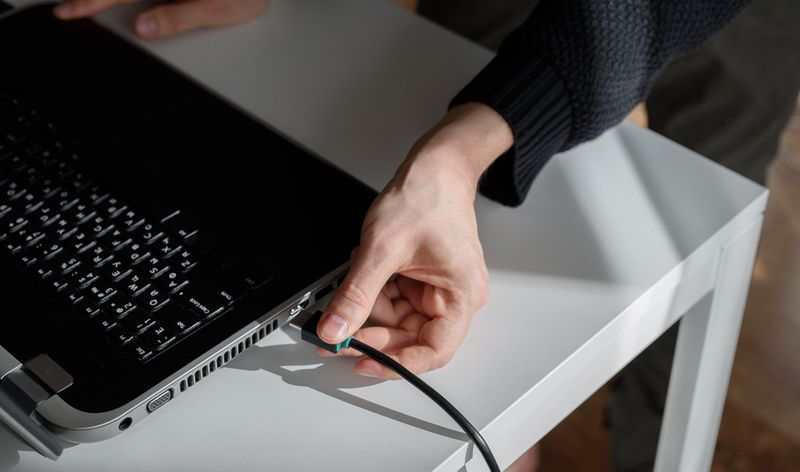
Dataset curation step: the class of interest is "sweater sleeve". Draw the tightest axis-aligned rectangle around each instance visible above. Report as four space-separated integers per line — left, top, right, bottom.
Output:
451 0 751 206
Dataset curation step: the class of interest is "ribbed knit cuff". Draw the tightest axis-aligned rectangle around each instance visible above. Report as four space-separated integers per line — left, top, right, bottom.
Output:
450 53 572 207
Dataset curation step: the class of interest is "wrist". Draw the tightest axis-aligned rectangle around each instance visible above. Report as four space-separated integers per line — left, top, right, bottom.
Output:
407 103 513 189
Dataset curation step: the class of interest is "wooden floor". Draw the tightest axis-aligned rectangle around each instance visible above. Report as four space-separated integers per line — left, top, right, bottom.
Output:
538 103 800 471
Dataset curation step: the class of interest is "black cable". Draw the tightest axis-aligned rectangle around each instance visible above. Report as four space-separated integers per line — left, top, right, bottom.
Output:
290 309 500 472
349 338 500 472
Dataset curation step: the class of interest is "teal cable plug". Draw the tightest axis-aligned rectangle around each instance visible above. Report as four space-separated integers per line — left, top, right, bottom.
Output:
289 309 353 353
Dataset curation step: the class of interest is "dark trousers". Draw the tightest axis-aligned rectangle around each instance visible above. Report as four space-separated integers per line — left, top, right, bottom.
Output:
418 0 800 469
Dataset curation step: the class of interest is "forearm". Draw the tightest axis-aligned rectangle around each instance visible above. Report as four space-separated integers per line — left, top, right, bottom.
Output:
453 0 752 206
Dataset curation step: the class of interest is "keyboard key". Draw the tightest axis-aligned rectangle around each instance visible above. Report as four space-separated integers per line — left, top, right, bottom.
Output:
118 271 151 296
168 248 196 272
156 268 189 293
49 160 74 180
18 165 44 186
68 266 99 288
141 256 169 279
136 190 180 223
129 342 152 362
137 287 169 311
4 215 28 234
99 259 131 282
16 191 42 214
153 235 181 259
226 259 274 289
63 231 95 254
107 325 134 346
119 308 156 333
47 275 68 292
141 323 176 351
100 228 131 251
29 205 59 227
0 203 11 220
33 148 60 168
164 212 199 240
50 251 81 274
33 266 52 279
64 289 84 305
18 252 37 267
175 284 223 319
2 239 22 255
33 178 61 198
191 264 249 305
81 185 109 206
157 303 201 335
63 202 94 224
117 209 144 232
31 241 62 260
4 154 29 173
48 189 79 210
2 181 26 201
84 281 116 303
86 244 113 267
49 218 77 240
105 297 137 319
97 197 126 218
117 242 150 265
94 312 117 331
66 172 91 193
130 222 162 245
19 229 45 247
84 215 114 238
74 299 99 318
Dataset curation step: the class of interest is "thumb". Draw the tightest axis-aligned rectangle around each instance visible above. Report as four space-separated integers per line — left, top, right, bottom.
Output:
319 243 400 343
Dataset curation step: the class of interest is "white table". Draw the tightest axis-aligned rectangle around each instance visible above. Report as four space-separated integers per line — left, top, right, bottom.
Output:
1 1 767 471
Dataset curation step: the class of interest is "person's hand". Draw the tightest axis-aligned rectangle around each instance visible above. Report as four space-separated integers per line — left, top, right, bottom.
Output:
53 0 269 39
317 103 513 378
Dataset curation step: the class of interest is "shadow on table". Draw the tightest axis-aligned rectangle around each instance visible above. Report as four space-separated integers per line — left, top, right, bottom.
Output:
227 329 467 442
0 423 32 472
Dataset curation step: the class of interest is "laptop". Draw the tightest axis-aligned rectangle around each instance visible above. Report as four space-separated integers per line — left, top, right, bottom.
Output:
0 2 376 459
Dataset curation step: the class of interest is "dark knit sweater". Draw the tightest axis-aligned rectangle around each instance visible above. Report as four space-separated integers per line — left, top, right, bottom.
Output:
451 0 751 206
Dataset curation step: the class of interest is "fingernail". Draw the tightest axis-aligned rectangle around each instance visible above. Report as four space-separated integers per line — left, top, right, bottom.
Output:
54 3 74 18
319 314 348 342
317 350 335 358
136 16 158 37
356 364 381 378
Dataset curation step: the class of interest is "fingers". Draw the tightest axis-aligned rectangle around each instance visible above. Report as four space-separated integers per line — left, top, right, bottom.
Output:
318 239 405 344
134 0 269 38
54 0 270 39
54 0 139 20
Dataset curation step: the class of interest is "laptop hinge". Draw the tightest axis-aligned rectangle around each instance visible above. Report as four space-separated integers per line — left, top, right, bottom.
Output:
0 354 69 461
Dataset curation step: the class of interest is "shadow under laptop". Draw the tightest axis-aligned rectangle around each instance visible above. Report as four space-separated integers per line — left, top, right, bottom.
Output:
226 329 467 442
0 421 78 472
0 423 31 472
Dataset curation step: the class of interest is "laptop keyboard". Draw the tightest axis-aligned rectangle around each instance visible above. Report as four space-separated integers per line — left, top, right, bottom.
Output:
0 87 273 363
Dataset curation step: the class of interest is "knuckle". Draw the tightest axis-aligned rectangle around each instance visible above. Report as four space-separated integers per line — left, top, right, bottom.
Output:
336 282 371 312
153 8 180 32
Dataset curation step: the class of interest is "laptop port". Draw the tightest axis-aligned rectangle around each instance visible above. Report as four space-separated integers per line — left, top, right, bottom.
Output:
315 283 335 302
118 417 132 431
146 389 174 413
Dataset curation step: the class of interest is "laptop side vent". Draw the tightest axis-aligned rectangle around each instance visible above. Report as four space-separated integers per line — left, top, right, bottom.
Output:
178 319 279 393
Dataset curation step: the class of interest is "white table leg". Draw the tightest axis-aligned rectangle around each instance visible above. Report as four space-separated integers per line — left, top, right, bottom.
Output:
654 216 763 472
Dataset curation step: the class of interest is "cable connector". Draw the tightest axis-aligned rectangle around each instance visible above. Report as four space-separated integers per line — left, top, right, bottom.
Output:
288 309 353 354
